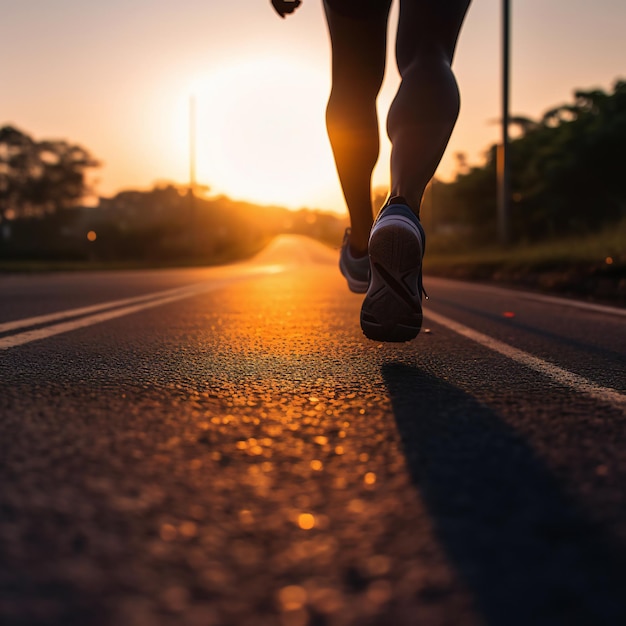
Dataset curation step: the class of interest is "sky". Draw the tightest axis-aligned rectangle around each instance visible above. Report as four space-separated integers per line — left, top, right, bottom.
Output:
2 0 625 213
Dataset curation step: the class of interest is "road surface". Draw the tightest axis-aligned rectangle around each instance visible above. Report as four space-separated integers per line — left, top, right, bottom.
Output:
1 235 626 626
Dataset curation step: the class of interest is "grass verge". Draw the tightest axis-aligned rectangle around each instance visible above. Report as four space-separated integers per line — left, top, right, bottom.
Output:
424 220 626 306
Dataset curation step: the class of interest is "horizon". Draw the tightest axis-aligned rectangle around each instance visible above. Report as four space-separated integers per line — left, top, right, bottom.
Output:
2 0 625 213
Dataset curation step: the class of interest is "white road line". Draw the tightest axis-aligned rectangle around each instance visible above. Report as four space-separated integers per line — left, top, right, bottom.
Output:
0 285 202 334
0 265 285 350
424 308 626 411
0 284 220 350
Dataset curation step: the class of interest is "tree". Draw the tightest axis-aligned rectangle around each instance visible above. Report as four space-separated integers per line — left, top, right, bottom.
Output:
0 126 100 220
435 80 626 243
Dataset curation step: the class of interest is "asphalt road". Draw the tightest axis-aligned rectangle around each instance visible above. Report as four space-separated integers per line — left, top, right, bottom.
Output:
1 235 625 626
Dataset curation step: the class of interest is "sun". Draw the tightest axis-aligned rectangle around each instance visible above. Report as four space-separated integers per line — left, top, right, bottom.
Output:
182 57 339 209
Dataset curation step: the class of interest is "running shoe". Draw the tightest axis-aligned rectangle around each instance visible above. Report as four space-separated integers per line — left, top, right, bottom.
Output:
339 228 370 293
360 197 426 342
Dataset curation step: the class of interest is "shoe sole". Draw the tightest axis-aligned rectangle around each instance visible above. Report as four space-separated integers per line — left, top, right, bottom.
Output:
360 216 423 342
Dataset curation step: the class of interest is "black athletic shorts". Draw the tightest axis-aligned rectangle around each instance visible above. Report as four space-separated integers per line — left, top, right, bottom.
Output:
324 0 391 19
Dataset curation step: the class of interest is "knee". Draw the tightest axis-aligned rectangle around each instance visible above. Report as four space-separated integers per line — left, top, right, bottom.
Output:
328 73 381 109
327 59 385 116
396 43 452 80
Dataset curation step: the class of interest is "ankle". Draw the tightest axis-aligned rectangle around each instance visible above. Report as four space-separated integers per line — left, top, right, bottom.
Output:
346 226 371 257
386 193 421 218
349 241 368 258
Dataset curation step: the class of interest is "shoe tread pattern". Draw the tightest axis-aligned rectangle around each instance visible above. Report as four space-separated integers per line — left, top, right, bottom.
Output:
360 222 423 342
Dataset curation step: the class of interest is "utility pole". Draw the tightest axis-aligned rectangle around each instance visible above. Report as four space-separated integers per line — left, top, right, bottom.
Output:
497 0 511 245
189 95 197 193
189 95 198 257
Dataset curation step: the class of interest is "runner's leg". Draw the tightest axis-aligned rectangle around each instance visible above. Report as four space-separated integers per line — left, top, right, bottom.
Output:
324 1 392 255
387 0 471 215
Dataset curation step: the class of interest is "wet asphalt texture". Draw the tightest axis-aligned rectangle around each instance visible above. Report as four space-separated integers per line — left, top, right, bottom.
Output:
1 236 626 626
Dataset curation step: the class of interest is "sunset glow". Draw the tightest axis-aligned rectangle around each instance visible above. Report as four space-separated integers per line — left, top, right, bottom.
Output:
183 58 338 208
2 0 625 212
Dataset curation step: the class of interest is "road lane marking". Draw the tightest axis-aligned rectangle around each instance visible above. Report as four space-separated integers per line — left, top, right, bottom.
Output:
0 264 286 335
0 265 285 350
0 285 200 334
424 308 626 410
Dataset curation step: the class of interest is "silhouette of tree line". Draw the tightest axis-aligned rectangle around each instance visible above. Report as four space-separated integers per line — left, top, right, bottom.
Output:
431 80 626 245
83 187 346 263
2 80 624 261
0 127 346 262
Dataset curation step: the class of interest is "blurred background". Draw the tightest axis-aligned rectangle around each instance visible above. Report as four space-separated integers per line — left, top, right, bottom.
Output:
0 0 624 296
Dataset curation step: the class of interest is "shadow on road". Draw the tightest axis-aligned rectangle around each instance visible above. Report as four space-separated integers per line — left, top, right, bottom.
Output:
383 362 626 626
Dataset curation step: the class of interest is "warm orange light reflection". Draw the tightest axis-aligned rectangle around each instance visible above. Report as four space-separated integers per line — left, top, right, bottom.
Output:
278 585 307 611
179 521 198 538
364 472 377 485
298 513 315 530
